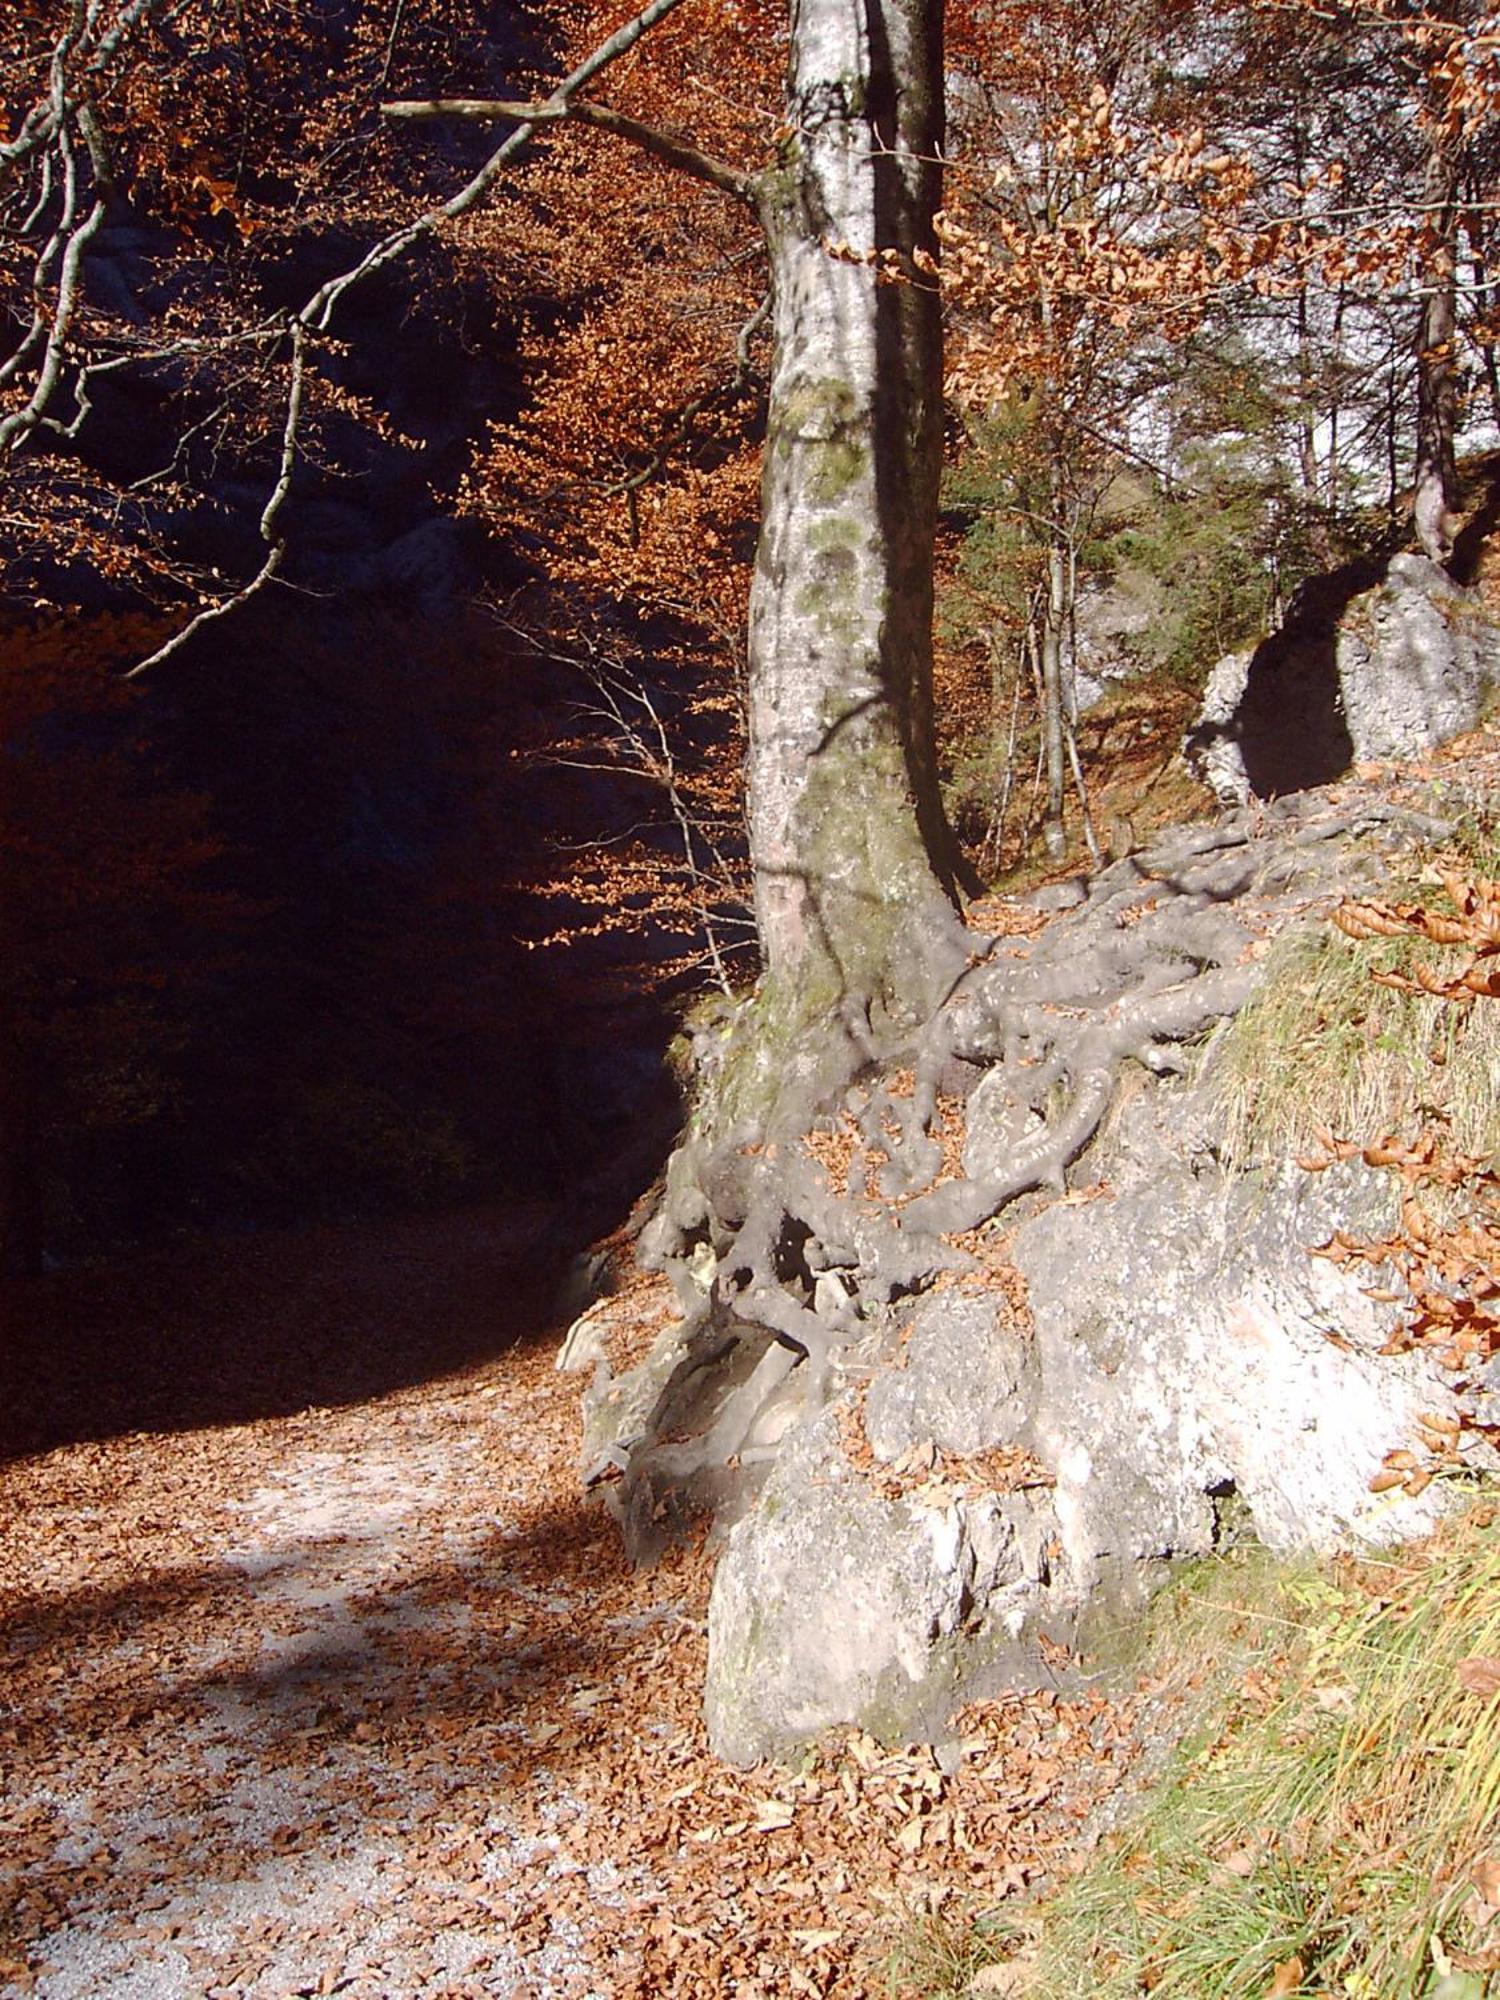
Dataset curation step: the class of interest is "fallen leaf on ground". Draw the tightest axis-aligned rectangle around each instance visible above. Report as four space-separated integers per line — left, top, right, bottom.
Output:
1456 1657 1500 1699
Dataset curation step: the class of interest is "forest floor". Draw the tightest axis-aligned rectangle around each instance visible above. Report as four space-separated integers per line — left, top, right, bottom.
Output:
1 1202 1163 2000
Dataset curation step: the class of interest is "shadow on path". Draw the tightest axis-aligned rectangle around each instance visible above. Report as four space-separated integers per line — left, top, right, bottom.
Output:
0 1197 580 1462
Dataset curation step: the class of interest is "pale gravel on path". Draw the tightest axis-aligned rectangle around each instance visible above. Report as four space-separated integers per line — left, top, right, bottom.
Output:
2 1355 658 2000
2 1219 1158 2000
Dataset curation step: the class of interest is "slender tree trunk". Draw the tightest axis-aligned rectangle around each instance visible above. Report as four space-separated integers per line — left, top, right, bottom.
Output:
1414 132 1461 562
1295 279 1320 501
745 0 967 1032
1326 283 1347 512
1462 170 1500 429
1386 342 1401 521
1039 536 1068 860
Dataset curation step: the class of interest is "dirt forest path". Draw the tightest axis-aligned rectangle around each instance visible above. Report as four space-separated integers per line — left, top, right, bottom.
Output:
1 1205 1152 1999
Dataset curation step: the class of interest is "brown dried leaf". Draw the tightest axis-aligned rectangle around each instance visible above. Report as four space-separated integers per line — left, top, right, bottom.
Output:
751 1797 795 1833
1218 1844 1259 1877
1456 1657 1500 1700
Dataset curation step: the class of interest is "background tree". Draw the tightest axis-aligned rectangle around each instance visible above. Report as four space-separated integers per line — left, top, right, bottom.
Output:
1221 0 1500 557
936 0 1281 857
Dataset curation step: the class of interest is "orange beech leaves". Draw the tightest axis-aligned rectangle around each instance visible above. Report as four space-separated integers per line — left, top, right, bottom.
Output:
1303 866 1500 1496
938 0 1279 409
4 0 1495 627
456 0 777 640
442 0 783 982
1334 872 1500 1000
936 0 1499 438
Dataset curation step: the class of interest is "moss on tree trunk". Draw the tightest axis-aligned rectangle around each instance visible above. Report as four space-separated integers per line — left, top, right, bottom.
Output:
741 0 968 1066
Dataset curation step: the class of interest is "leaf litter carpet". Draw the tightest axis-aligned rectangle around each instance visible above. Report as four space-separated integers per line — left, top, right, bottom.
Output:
2 1206 1152 1998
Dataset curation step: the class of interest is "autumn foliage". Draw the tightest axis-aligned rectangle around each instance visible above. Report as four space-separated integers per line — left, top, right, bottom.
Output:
4 0 1500 1257
1302 869 1500 1499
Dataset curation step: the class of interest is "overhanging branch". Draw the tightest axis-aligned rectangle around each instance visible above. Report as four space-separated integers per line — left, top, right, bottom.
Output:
382 95 757 206
299 0 696 334
122 324 308 678
118 0 701 674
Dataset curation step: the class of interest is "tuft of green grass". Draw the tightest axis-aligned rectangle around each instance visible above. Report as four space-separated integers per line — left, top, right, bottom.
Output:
1205 812 1500 1173
1208 815 1500 1171
886 1910 1005 1998
894 1510 1500 1999
1205 921 1500 1170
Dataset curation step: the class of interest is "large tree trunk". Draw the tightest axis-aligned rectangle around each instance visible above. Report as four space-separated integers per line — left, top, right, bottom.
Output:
745 0 966 1040
632 0 974 1424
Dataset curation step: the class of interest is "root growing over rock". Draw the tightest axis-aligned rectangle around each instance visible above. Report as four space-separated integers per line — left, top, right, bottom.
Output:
583 789 1454 1557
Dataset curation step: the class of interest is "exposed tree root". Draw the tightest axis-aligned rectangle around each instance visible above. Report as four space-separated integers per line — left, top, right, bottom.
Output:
591 791 1455 1549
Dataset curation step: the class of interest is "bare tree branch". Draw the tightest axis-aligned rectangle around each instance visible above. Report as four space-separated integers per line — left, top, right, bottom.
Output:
494 614 749 989
122 324 307 677
299 0 697 334
109 0 702 671
383 95 757 205
0 119 105 452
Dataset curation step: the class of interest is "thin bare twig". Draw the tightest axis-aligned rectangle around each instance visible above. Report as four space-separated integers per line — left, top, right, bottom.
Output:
383 95 757 205
122 324 307 677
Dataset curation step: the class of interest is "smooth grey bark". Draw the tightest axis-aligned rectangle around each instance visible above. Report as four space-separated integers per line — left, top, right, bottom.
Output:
744 0 968 1031
1413 132 1461 563
1038 530 1068 861
631 0 975 1401
391 0 971 1039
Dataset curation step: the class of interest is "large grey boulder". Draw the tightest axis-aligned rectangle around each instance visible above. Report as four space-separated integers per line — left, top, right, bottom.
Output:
1010 1089 1448 1577
587 779 1492 1768
699 1082 1465 1767
1186 553 1500 804
862 1291 1036 1462
705 1411 1053 1766
1069 575 1164 710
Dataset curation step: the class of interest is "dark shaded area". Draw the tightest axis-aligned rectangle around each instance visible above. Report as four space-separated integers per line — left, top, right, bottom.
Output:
1451 449 1500 585
1187 454 1500 802
0 1199 581 1461
1228 553 1382 797
1181 548 1397 799
0 582 690 1274
0 592 688 1444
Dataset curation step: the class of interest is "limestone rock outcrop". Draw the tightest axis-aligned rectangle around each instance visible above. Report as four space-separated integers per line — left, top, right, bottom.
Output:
572 776 1497 1767
1186 553 1500 805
